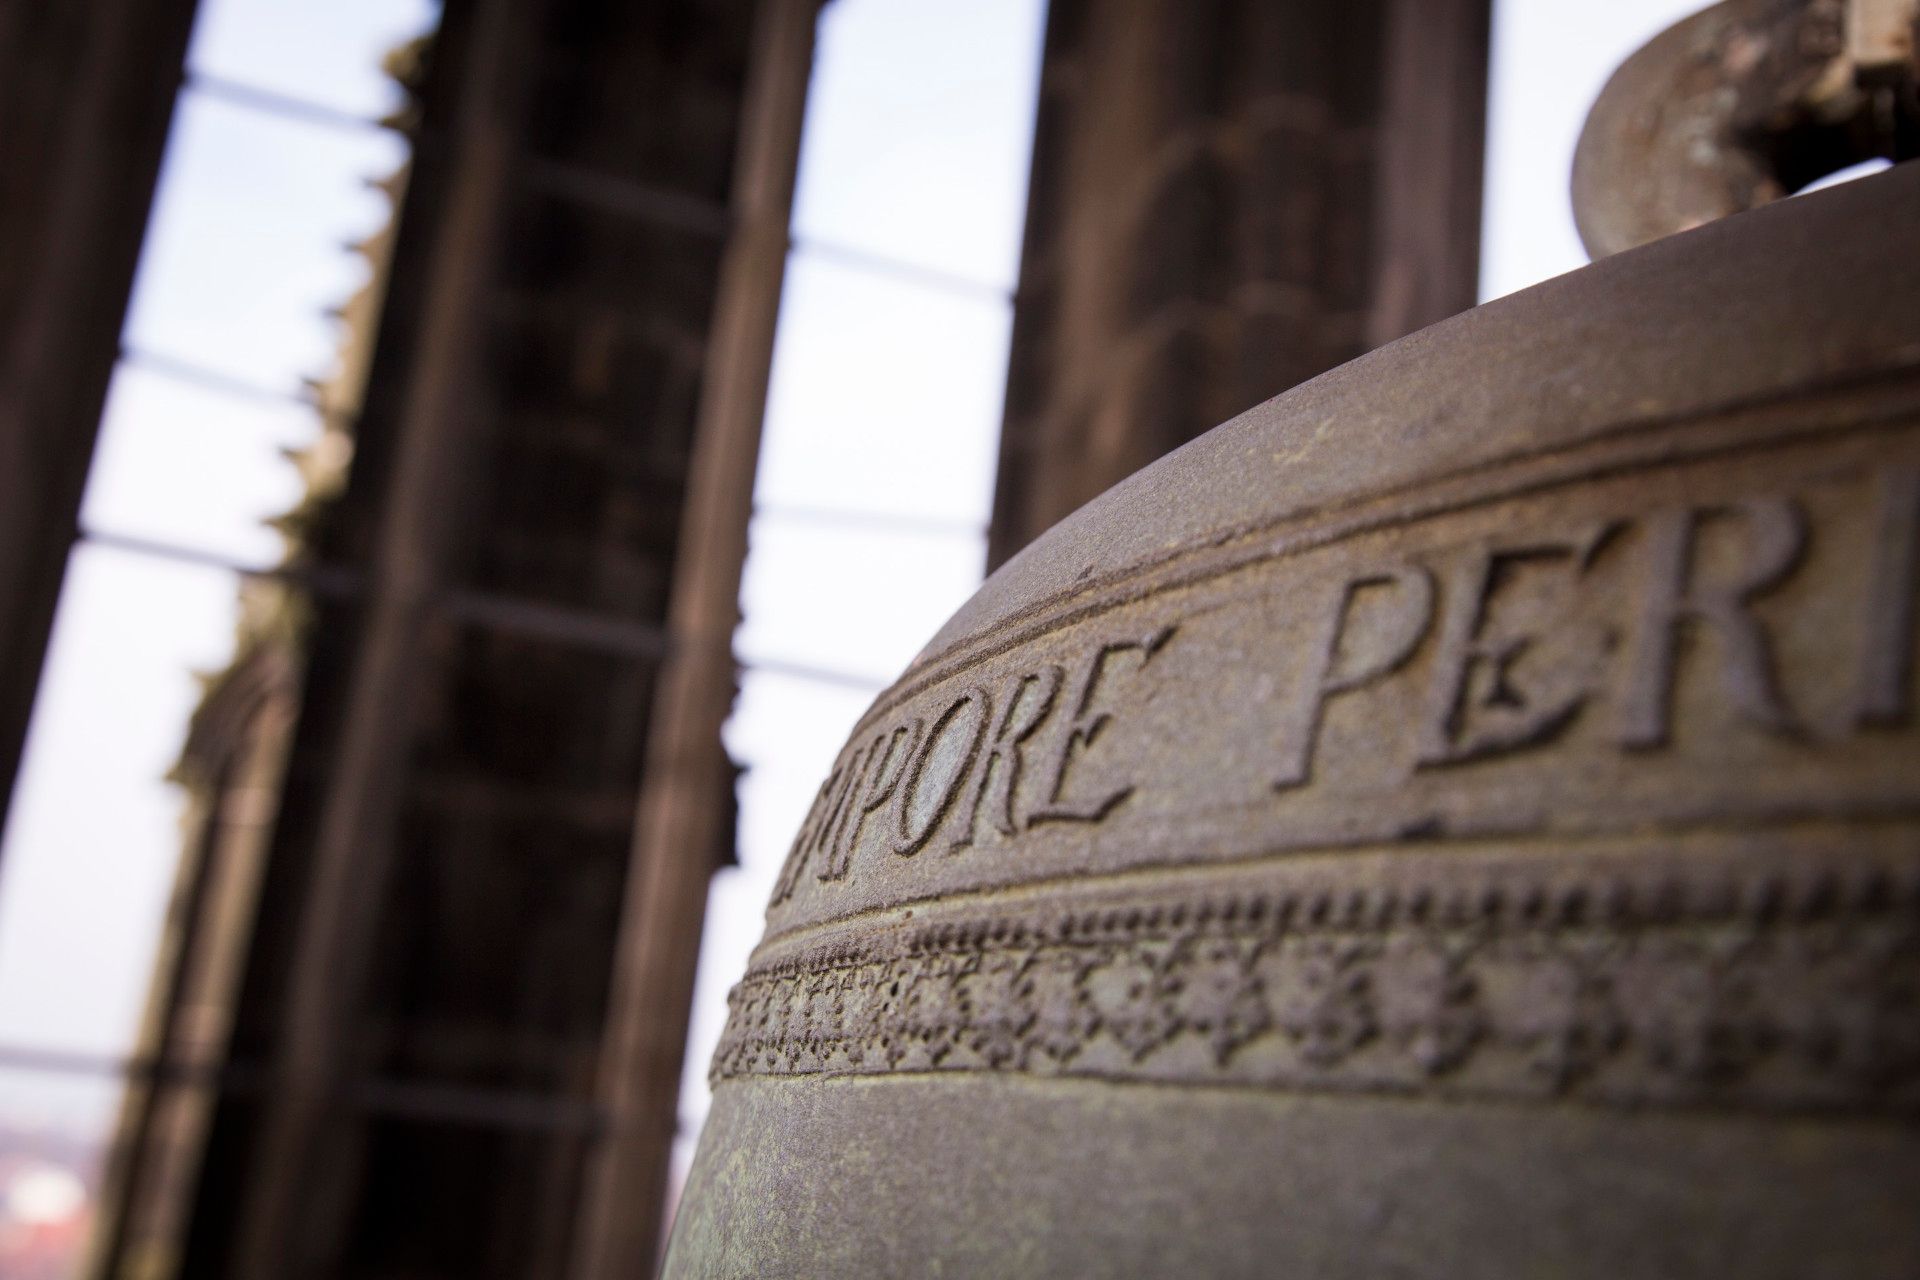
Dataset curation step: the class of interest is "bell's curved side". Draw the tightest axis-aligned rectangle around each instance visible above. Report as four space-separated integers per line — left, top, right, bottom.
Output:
665 163 1920 1279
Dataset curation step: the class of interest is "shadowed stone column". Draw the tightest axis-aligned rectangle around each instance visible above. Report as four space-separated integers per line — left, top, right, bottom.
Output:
988 0 1491 568
0 0 202 841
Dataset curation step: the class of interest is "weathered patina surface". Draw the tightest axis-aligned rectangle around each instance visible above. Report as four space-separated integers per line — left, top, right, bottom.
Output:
1573 0 1917 257
667 163 1920 1277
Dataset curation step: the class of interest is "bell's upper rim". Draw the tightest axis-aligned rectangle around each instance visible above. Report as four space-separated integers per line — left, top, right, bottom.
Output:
903 161 1920 695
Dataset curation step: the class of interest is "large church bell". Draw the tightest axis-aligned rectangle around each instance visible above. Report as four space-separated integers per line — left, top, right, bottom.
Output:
667 3 1920 1274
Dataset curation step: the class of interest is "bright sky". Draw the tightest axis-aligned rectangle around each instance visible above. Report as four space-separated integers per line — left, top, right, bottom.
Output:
0 0 1716 1172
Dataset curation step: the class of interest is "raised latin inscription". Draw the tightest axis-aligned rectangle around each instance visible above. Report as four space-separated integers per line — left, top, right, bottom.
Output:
1614 498 1806 748
1028 627 1176 823
1271 567 1433 788
768 452 1920 917
894 689 991 856
1415 523 1614 767
772 627 1171 904
950 665 1061 849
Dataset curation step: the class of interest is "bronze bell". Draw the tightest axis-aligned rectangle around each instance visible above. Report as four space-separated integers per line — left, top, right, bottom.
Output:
668 11 1920 1276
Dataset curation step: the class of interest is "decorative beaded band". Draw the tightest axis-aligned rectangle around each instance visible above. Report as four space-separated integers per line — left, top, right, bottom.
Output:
715 846 1920 1113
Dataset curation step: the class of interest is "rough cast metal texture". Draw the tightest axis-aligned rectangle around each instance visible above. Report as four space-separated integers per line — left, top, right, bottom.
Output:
1572 0 1919 259
668 164 1920 1278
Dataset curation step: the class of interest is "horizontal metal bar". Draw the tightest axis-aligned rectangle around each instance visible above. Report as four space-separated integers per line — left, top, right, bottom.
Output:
77 528 363 598
518 156 735 239
352 1076 606 1136
78 534 898 687
738 652 891 693
75 529 670 659
511 163 1014 305
443 590 671 660
183 71 402 136
790 235 1016 303
0 1043 149 1079
753 501 987 539
118 346 328 411
0 1043 606 1137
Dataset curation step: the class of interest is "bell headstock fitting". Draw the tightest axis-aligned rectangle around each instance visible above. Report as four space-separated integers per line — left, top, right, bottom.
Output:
1573 0 1918 258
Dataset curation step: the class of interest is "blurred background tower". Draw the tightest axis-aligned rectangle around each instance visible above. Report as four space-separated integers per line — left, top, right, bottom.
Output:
0 0 1498 1276
988 0 1490 566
